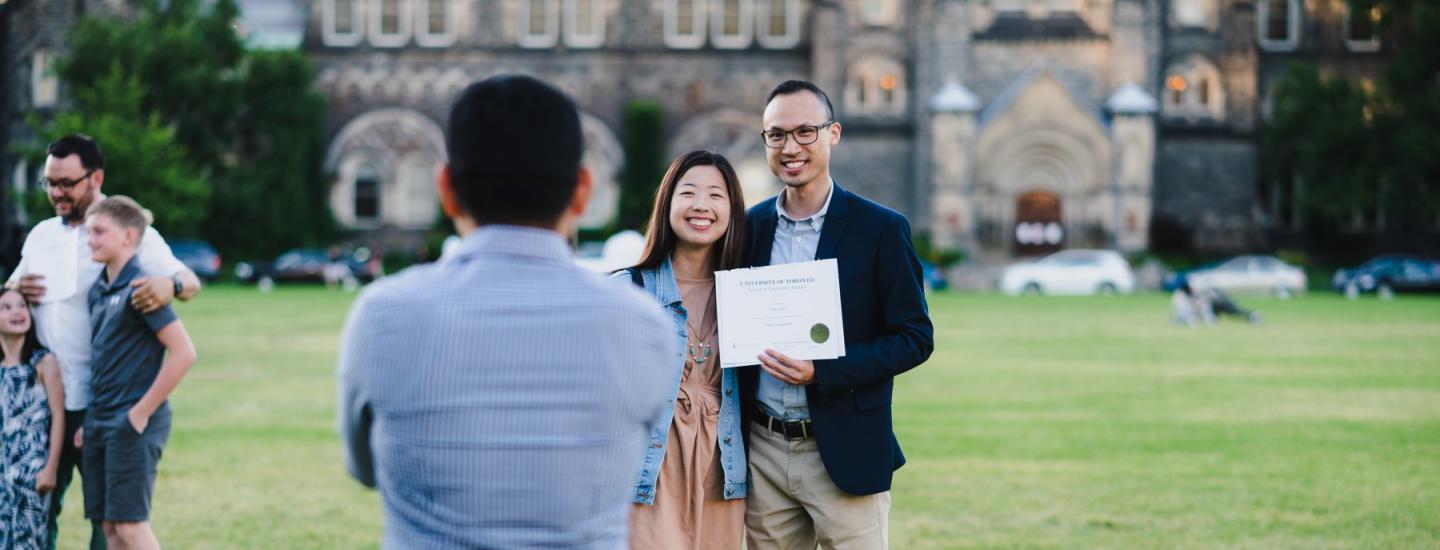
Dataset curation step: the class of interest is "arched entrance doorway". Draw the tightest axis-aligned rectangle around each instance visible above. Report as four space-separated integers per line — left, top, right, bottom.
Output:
1014 190 1063 256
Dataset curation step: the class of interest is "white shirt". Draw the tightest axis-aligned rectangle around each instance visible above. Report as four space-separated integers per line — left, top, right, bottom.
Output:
7 216 187 410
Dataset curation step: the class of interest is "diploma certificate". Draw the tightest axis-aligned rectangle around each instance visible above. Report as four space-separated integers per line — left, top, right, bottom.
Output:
715 259 846 369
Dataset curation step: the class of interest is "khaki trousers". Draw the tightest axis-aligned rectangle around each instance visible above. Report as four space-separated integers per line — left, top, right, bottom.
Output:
744 422 890 550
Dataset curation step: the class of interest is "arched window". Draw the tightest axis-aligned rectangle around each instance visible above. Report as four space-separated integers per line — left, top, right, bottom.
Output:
858 0 899 27
1344 1 1380 52
416 0 455 47
519 0 560 48
396 154 439 228
665 0 707 48
564 0 606 48
354 164 382 225
369 0 412 47
712 0 754 49
845 57 907 116
324 0 364 46
756 0 800 49
1257 0 1301 51
1162 55 1225 121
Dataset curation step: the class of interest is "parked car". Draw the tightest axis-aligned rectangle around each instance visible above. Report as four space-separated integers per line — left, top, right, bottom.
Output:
1170 255 1307 297
234 248 374 285
1332 255 1440 294
1000 249 1136 296
169 240 221 281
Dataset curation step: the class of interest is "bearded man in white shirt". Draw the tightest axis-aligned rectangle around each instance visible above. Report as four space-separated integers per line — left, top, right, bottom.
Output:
6 134 202 550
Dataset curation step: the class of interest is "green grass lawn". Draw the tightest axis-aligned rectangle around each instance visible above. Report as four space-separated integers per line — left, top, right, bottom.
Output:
55 286 1440 549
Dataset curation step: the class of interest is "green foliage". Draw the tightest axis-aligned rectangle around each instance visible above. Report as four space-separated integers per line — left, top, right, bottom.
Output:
911 232 966 268
618 100 666 231
30 66 211 236
1262 0 1440 249
35 0 332 259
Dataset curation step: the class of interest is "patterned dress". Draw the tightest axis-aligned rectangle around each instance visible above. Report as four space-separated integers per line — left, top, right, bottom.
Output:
1 351 52 550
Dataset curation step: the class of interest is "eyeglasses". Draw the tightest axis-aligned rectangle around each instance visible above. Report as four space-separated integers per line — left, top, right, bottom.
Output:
37 169 96 191
761 121 835 149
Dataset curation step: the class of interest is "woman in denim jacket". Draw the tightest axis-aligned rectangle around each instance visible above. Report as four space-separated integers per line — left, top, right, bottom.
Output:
620 150 748 549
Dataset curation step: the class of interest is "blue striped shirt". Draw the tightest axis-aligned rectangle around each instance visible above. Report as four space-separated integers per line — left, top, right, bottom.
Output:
757 180 834 421
338 226 677 549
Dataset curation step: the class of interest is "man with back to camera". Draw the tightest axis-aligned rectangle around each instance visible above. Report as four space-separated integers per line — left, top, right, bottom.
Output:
337 75 677 548
7 134 203 550
740 80 935 549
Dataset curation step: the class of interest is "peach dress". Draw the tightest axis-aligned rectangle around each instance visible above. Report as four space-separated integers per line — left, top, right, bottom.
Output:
629 274 744 550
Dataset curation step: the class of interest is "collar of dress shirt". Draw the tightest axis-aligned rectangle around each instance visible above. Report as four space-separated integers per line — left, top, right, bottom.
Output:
776 178 835 229
452 225 574 263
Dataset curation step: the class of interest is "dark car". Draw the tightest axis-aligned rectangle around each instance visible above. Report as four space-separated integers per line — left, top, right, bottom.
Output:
1332 255 1440 294
170 240 221 281
235 248 373 285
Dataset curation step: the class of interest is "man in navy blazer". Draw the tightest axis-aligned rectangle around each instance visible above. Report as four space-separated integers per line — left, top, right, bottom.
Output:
740 80 934 549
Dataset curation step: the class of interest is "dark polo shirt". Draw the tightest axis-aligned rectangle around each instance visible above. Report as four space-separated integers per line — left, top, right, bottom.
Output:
88 255 178 421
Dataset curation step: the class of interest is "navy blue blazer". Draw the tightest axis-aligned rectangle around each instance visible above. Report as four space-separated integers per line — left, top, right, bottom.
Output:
738 183 935 496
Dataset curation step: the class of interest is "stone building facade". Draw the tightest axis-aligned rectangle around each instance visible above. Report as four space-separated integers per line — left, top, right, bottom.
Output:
1 0 1397 266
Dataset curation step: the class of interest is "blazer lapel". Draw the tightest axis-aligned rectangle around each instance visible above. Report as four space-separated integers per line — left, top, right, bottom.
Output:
752 203 779 267
814 183 851 261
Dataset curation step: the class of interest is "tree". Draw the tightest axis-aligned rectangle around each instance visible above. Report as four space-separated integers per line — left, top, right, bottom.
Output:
1262 0 1440 254
31 0 332 258
27 66 210 237
618 101 666 231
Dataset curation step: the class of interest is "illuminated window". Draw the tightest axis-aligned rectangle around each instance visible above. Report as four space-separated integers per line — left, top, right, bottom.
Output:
1162 56 1224 121
845 57 906 115
859 0 898 27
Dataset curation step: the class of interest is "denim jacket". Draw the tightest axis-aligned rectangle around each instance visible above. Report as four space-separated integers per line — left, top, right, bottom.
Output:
619 258 747 504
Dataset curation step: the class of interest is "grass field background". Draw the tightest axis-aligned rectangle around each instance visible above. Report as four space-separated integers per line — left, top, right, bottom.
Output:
54 286 1440 548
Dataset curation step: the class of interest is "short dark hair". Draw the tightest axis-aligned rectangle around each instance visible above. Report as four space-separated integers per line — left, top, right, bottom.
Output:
446 75 584 226
766 80 835 122
47 134 105 171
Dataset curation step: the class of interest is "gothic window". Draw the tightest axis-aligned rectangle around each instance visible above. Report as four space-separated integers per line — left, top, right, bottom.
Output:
31 51 59 109
354 164 382 224
665 0 707 48
1345 1 1380 52
1257 0 1301 51
564 0 606 48
519 0 560 48
845 57 906 116
858 0 898 27
712 0 753 49
1162 56 1225 121
416 0 455 46
757 0 800 48
369 0 412 47
324 0 364 46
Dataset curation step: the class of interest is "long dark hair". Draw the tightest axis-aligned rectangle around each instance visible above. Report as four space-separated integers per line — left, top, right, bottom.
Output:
0 288 42 366
630 150 748 273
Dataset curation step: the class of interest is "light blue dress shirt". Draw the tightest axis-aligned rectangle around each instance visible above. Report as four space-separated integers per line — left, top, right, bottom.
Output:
338 225 676 549
757 180 834 421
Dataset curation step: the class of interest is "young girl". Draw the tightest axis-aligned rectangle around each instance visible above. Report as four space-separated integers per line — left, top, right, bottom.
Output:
621 150 749 549
0 287 64 549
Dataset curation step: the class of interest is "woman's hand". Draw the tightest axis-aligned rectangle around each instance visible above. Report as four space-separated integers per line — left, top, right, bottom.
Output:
36 466 57 493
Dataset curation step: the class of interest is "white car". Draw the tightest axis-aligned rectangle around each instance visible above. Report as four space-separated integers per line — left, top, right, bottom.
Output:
1000 250 1137 295
1183 255 1307 297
